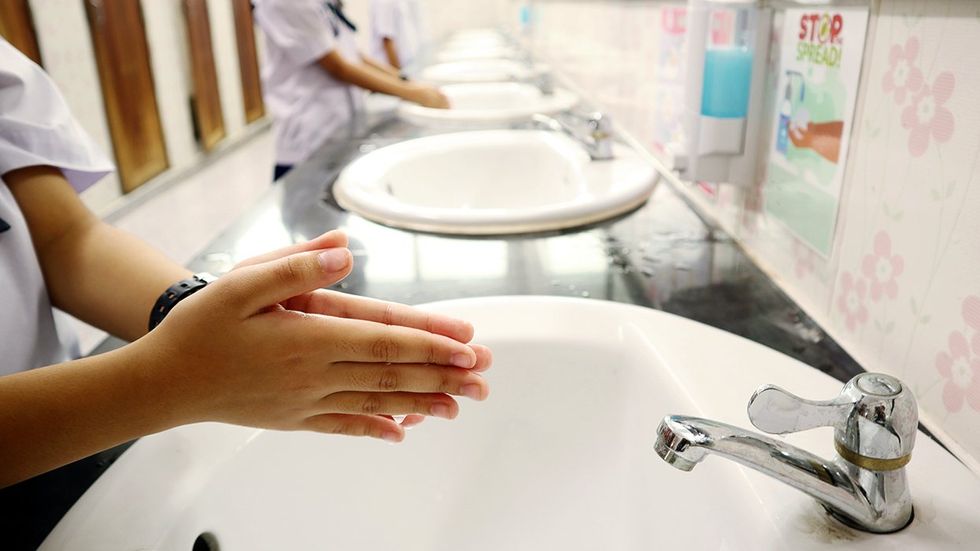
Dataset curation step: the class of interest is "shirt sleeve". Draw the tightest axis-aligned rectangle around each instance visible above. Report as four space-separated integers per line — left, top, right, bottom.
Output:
0 40 114 193
372 0 400 39
254 0 337 67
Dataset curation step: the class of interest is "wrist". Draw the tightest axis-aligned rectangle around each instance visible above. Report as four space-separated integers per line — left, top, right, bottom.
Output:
148 273 217 331
109 340 199 432
403 82 426 103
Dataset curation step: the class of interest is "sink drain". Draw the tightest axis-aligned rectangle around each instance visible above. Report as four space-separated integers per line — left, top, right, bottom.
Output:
193 533 220 551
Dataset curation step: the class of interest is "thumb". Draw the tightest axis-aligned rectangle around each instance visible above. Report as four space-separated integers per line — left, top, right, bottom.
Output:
220 247 352 315
234 230 348 269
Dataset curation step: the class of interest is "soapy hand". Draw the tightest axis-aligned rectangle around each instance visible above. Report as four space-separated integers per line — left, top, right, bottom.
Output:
136 230 490 443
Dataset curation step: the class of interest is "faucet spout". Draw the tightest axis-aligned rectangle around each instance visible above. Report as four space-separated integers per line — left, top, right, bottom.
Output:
655 415 913 533
530 113 614 160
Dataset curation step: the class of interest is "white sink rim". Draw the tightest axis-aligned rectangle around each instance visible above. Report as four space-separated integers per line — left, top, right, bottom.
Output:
332 129 659 235
419 59 542 85
398 82 578 127
39 296 980 550
435 45 521 62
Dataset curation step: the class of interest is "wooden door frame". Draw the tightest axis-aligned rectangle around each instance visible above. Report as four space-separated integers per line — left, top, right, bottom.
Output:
232 0 265 123
182 0 226 152
84 0 169 193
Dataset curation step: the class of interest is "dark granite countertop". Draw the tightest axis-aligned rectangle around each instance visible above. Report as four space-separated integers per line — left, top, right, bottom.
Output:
2 102 865 549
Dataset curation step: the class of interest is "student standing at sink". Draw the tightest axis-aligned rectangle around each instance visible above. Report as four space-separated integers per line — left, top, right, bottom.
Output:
369 0 423 77
0 39 490 488
254 0 449 180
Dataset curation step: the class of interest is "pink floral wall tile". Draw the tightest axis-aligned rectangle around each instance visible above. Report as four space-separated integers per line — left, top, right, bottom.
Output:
532 0 980 472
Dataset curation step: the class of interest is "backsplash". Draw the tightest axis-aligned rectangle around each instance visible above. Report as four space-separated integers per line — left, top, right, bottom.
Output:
519 0 980 473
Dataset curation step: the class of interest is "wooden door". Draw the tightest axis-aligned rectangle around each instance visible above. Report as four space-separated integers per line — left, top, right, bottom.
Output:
0 0 42 65
85 0 168 193
232 0 264 123
182 0 225 151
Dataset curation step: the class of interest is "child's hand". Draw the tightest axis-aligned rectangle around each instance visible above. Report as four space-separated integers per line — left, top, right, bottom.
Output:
136 231 491 443
409 84 451 109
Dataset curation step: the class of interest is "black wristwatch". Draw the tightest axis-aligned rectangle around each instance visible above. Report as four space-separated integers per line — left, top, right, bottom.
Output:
148 273 217 331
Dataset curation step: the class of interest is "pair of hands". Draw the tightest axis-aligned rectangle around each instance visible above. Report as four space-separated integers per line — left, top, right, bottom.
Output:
137 230 490 443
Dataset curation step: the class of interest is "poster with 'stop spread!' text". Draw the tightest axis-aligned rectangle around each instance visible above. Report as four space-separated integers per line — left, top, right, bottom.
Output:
764 8 869 257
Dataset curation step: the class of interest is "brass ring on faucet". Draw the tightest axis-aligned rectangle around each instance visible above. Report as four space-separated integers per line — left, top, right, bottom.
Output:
834 440 911 471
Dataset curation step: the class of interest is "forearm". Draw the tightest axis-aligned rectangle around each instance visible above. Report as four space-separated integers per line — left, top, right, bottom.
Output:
321 52 417 100
44 221 191 341
7 166 190 342
362 52 400 77
382 38 401 70
0 343 184 487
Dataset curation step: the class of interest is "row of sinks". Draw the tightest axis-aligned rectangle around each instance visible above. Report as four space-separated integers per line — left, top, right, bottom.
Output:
40 28 980 550
344 31 658 236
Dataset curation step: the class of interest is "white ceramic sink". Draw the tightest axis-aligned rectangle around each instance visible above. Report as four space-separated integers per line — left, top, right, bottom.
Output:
442 29 510 49
332 130 658 235
435 45 521 62
398 82 578 128
419 59 541 85
41 297 980 549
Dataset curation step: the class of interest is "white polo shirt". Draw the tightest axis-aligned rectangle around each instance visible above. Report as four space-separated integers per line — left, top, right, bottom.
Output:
0 40 114 376
254 0 365 165
369 0 421 73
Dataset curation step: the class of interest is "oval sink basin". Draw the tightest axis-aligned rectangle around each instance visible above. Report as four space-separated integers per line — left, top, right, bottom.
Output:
332 130 658 235
41 297 980 549
398 82 578 128
442 29 510 49
419 59 540 85
435 45 521 62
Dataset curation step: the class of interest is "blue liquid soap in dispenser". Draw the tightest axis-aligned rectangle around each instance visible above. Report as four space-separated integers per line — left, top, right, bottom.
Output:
681 0 770 186
701 11 754 119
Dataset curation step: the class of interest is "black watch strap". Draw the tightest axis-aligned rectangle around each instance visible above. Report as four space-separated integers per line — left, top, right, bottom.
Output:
148 273 217 331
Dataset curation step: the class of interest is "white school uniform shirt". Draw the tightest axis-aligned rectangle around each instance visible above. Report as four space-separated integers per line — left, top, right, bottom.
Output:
254 0 365 166
369 0 421 73
0 39 115 376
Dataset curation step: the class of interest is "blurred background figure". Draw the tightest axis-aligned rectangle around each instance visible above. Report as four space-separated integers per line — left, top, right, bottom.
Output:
253 0 448 181
369 0 422 77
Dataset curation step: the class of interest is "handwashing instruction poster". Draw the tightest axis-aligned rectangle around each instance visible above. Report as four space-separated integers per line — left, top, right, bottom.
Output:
764 8 869 256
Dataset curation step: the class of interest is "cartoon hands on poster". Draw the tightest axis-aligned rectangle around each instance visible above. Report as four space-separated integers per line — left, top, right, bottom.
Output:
790 119 844 164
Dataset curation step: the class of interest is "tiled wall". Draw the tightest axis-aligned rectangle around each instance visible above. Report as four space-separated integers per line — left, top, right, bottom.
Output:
518 0 980 473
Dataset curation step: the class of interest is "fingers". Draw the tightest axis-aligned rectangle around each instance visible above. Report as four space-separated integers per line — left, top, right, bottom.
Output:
303 413 403 442
307 291 475 343
325 362 489 399
304 316 478 368
318 392 460 419
234 230 348 269
399 414 426 428
220 248 353 315
470 344 493 374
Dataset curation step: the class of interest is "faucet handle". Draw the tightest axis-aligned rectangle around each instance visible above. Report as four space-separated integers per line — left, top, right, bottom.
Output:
748 373 918 468
747 385 852 434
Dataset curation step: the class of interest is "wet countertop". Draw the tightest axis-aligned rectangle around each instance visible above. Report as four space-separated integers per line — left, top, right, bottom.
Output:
4 100 865 549
187 105 862 381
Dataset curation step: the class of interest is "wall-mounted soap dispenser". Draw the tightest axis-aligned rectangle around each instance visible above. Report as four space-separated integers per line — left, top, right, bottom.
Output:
678 0 771 186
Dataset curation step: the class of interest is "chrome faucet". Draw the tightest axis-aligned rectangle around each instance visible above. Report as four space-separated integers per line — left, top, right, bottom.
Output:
530 112 614 160
654 372 917 533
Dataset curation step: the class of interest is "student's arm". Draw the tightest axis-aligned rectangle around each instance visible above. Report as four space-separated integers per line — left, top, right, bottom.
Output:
361 52 400 78
6 166 190 342
0 166 492 487
382 37 401 70
319 50 448 108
